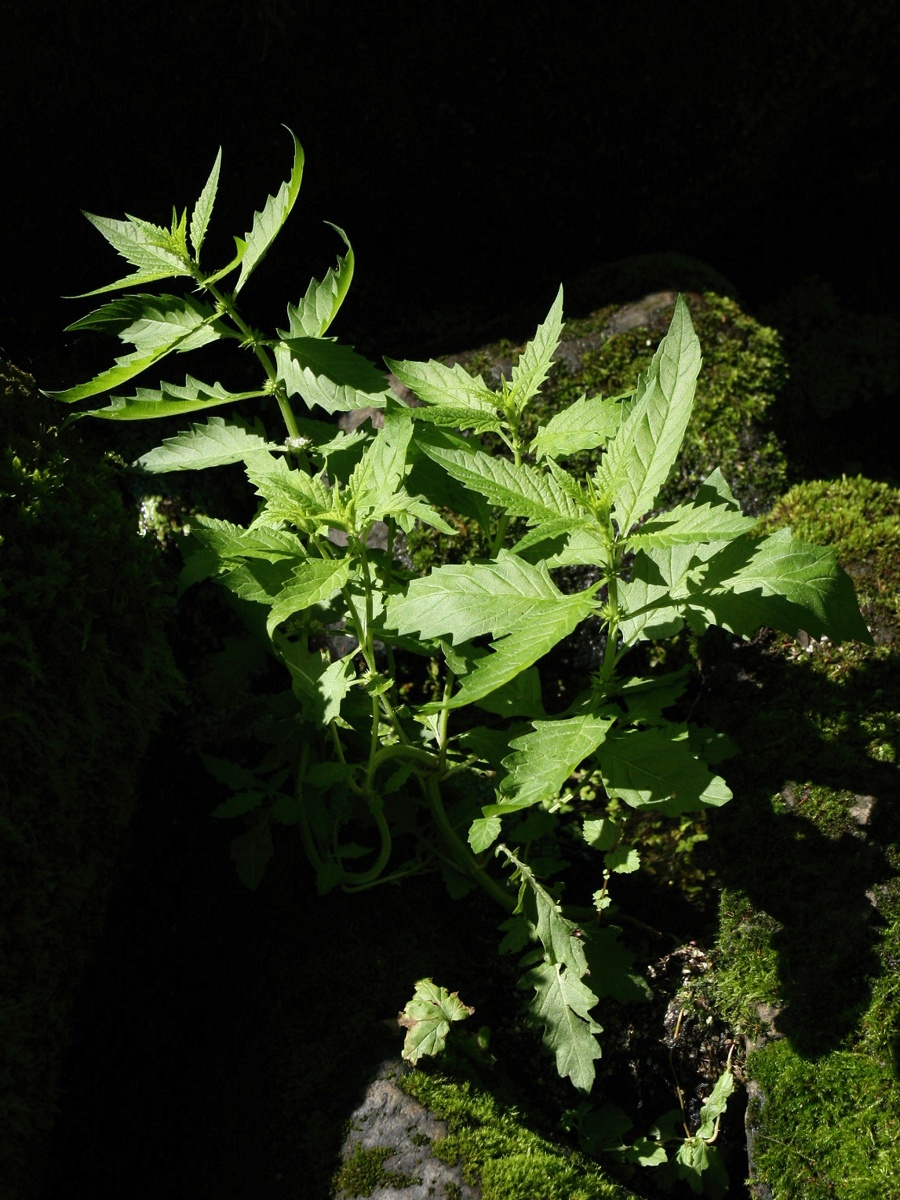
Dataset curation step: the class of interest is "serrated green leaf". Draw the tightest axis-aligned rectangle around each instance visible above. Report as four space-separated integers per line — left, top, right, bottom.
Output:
277 336 387 394
509 286 564 413
597 295 702 535
349 404 413 518
582 818 619 851
79 375 268 420
532 392 625 460
190 147 222 258
409 403 505 434
188 516 306 562
399 978 474 1064
266 558 353 637
219 558 298 605
386 355 498 416
315 654 356 724
282 223 354 337
134 417 280 471
47 297 226 405
604 846 640 874
520 960 602 1093
625 497 757 549
69 269 191 299
419 442 586 524
45 348 180 406
500 845 588 972
81 211 190 276
596 726 732 813
116 294 225 353
244 453 332 527
235 128 305 294
687 528 872 643
468 815 502 852
494 714 615 812
675 1139 728 1195
386 550 585 643
445 591 596 710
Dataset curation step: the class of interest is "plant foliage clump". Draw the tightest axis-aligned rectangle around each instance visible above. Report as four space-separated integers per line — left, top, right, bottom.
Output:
47 131 872 1190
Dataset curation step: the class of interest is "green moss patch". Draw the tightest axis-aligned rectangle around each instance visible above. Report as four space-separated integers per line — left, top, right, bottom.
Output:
695 473 900 1197
746 1042 900 1199
399 1070 638 1200
332 1142 420 1196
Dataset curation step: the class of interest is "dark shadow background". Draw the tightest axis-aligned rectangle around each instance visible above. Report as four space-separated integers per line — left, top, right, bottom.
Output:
3 0 898 376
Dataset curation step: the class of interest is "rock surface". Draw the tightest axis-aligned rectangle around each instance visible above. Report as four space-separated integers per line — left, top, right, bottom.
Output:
336 1056 480 1200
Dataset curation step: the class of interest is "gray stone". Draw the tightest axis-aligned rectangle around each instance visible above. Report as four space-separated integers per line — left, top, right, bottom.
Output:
336 1056 480 1200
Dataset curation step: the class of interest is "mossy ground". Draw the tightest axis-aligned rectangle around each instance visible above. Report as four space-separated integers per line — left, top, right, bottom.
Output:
687 476 900 1197
397 1070 636 1200
0 363 183 1199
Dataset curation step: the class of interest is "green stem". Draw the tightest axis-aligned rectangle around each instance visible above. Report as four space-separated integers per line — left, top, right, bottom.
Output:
201 277 303 441
423 775 515 912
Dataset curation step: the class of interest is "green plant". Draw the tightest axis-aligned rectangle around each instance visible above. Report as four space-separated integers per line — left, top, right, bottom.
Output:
47 130 872 1186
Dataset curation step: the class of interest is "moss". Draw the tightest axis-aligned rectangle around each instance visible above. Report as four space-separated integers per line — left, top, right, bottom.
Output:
0 362 183 1199
760 475 900 644
398 1070 639 1200
745 1042 900 1199
696 472 900 1197
332 1142 420 1196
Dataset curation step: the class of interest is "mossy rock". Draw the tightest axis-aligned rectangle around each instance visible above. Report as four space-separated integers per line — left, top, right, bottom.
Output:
690 475 900 1198
403 291 789 574
0 361 183 1199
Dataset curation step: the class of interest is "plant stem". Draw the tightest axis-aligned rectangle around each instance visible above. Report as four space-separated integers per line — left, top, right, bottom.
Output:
424 775 515 912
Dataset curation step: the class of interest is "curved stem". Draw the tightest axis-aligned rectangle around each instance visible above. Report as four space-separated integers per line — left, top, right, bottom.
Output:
423 774 515 912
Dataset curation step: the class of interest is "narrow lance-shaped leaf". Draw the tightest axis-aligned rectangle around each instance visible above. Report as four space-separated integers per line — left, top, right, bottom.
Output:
76 376 268 421
80 211 190 277
234 128 305 295
46 296 227 405
385 356 501 431
597 295 702 536
418 441 588 524
282 223 355 337
509 286 564 413
190 146 222 259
